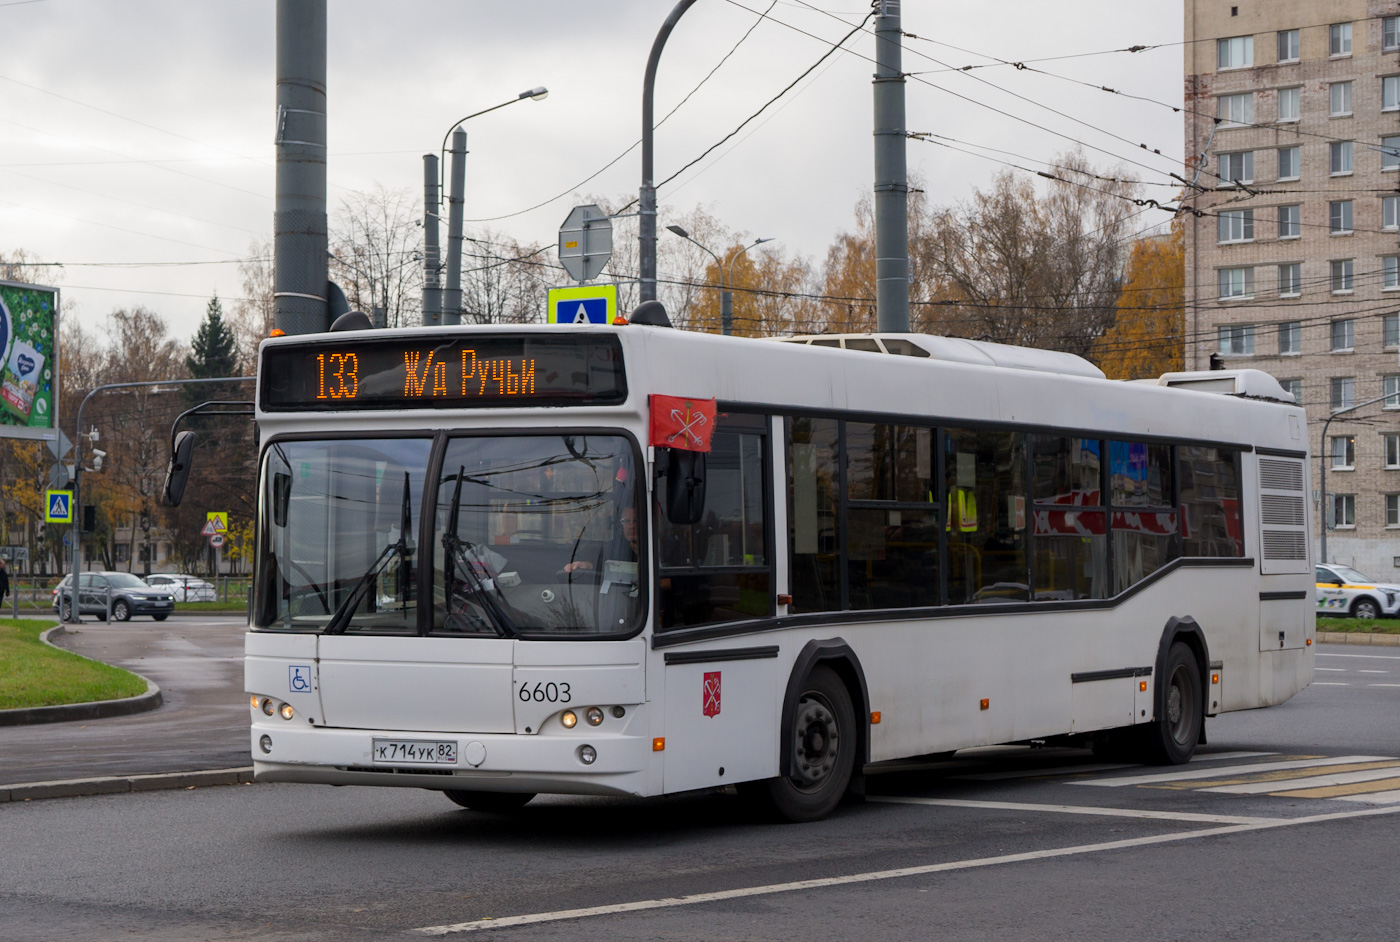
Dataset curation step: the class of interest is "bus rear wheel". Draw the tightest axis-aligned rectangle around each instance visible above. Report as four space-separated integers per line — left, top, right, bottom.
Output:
1141 641 1202 765
759 665 856 823
443 789 535 812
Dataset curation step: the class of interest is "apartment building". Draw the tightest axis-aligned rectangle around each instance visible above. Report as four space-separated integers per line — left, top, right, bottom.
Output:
1184 1 1400 573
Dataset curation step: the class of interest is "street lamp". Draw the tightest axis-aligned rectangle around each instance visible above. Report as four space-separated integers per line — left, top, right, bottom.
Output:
1318 391 1395 565
424 86 548 326
666 226 776 336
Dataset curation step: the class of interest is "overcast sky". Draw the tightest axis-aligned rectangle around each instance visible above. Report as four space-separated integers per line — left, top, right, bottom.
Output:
0 0 1185 342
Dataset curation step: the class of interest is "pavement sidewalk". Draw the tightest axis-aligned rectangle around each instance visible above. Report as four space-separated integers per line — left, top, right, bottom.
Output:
0 614 251 788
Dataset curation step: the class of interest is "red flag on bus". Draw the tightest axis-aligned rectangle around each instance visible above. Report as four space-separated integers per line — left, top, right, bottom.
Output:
649 395 716 452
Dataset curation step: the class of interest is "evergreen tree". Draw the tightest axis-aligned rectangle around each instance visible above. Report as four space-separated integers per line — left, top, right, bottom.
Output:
186 295 239 379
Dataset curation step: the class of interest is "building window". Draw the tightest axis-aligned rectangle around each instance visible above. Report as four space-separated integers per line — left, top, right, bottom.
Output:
1278 28 1301 62
1331 318 1355 351
1329 200 1354 233
1386 433 1400 468
1278 319 1302 351
1386 256 1400 290
1218 209 1254 243
1330 494 1356 529
1218 35 1254 69
1280 378 1303 403
1277 204 1301 238
1330 22 1353 56
1219 324 1255 355
1386 375 1400 409
1219 93 1254 126
1386 197 1400 231
1387 495 1400 527
1386 77 1400 112
1383 135 1400 171
1331 259 1354 293
1278 265 1302 299
1277 86 1300 122
1331 376 1355 411
1386 17 1400 51
1218 151 1253 186
1219 267 1254 299
1331 435 1356 469
1331 82 1353 116
1330 141 1353 174
1278 147 1301 180
1385 314 1400 348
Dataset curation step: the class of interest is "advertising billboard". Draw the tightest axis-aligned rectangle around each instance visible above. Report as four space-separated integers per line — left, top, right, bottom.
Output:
0 279 59 442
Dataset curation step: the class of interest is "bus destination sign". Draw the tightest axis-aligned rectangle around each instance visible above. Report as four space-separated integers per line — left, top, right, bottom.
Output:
260 335 627 411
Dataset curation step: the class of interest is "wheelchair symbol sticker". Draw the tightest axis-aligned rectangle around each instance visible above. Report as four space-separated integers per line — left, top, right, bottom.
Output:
289 665 312 693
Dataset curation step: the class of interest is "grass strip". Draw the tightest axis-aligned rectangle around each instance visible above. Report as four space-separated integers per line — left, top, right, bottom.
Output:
0 618 148 710
1316 616 1400 635
174 601 247 613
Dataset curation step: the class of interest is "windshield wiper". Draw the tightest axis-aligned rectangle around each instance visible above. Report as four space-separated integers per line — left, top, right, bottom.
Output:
442 465 517 638
324 472 414 635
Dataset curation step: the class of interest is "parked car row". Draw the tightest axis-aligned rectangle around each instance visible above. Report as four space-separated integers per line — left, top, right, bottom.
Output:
49 571 218 621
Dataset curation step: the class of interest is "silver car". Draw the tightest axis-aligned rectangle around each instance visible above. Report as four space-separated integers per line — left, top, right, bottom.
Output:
145 573 218 602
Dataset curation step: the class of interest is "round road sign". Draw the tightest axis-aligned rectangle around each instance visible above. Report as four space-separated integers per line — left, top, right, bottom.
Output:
209 533 226 548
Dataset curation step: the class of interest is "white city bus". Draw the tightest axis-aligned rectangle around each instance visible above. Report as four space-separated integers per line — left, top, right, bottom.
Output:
241 321 1314 821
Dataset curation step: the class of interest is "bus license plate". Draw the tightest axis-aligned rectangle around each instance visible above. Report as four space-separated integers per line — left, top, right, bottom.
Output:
371 739 458 765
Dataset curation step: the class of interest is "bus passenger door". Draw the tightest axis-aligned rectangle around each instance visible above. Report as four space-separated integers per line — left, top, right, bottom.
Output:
662 655 779 793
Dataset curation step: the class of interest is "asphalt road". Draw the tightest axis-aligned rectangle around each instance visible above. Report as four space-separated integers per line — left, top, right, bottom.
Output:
1 643 1397 941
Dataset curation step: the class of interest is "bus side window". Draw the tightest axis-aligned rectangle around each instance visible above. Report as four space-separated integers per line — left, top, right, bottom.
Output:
787 417 840 614
945 428 1028 604
1179 446 1244 557
845 422 939 610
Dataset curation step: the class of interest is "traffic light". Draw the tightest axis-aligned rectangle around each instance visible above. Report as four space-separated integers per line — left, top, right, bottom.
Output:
36 522 45 541
83 505 96 532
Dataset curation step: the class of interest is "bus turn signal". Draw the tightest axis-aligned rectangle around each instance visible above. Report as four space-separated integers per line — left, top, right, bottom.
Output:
652 737 666 752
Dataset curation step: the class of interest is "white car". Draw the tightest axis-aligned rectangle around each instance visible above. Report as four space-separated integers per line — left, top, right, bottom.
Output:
145 573 218 602
1315 565 1400 620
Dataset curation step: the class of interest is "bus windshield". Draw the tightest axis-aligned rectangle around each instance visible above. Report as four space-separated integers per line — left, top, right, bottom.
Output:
254 438 433 632
431 434 645 638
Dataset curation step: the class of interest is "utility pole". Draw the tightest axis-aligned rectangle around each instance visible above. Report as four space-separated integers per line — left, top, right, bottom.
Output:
444 129 468 325
273 0 329 335
872 0 910 333
422 155 442 326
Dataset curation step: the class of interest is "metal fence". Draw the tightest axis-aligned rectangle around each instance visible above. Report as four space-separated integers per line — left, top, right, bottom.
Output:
3 576 252 619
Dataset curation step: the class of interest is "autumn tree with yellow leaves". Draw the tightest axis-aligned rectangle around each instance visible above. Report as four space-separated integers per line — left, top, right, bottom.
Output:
1092 220 1185 379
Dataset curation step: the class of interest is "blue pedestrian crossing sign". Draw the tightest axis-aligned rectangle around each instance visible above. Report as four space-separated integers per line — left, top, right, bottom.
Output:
45 489 74 523
547 284 618 325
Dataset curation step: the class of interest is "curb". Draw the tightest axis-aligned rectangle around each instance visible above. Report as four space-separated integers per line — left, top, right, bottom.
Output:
1317 630 1400 646
0 767 256 803
0 625 163 727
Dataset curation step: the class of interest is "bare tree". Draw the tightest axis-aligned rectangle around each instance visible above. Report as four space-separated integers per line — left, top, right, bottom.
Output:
328 185 423 328
231 239 274 368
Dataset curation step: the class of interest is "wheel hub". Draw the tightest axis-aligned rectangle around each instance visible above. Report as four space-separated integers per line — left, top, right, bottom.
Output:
791 695 839 789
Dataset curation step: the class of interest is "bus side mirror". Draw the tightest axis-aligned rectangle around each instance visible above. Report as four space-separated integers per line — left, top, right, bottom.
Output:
159 431 197 507
272 472 292 528
657 447 706 525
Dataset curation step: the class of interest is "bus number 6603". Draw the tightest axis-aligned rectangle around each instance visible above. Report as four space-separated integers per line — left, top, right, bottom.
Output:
518 682 571 703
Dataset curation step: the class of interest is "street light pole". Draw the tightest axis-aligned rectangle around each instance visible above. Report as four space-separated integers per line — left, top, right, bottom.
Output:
1318 391 1393 565
640 0 700 303
723 237 775 336
425 87 548 327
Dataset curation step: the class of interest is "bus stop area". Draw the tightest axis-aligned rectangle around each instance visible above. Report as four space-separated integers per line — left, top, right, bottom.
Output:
0 614 251 794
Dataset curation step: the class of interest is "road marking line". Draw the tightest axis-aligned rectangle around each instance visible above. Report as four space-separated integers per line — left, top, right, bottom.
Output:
1368 684 1400 688
871 796 1277 825
1334 788 1400 804
1201 767 1400 795
1312 682 1350 686
1153 761 1400 791
1075 755 1390 787
953 751 1273 782
1268 777 1400 799
1357 670 1389 674
410 806 1400 936
1316 668 1347 672
1316 653 1400 660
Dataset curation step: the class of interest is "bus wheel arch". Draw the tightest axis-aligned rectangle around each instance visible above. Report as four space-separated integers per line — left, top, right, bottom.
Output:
1145 617 1210 763
760 639 870 822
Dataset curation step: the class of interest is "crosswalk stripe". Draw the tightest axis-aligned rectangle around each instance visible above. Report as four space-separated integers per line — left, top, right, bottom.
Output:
1269 777 1400 800
1074 755 1390 787
872 796 1276 825
1201 767 1400 796
1156 760 1400 791
953 751 1274 782
1333 788 1400 804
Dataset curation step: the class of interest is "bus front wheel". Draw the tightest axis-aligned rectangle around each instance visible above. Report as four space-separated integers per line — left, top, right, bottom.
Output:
443 790 535 812
759 665 856 823
1141 642 1202 765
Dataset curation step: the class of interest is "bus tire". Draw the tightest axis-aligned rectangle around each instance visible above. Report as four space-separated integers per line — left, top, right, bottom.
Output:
443 790 535 812
761 665 856 823
1141 641 1202 765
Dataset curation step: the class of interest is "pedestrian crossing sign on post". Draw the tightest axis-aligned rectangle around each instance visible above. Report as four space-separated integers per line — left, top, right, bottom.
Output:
45 489 73 523
206 511 227 534
547 284 618 325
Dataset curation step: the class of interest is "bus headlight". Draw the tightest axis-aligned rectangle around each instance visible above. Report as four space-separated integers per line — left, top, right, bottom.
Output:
280 703 295 721
250 695 260 711
259 735 273 754
585 707 604 726
578 744 597 765
560 710 578 728
261 698 275 716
